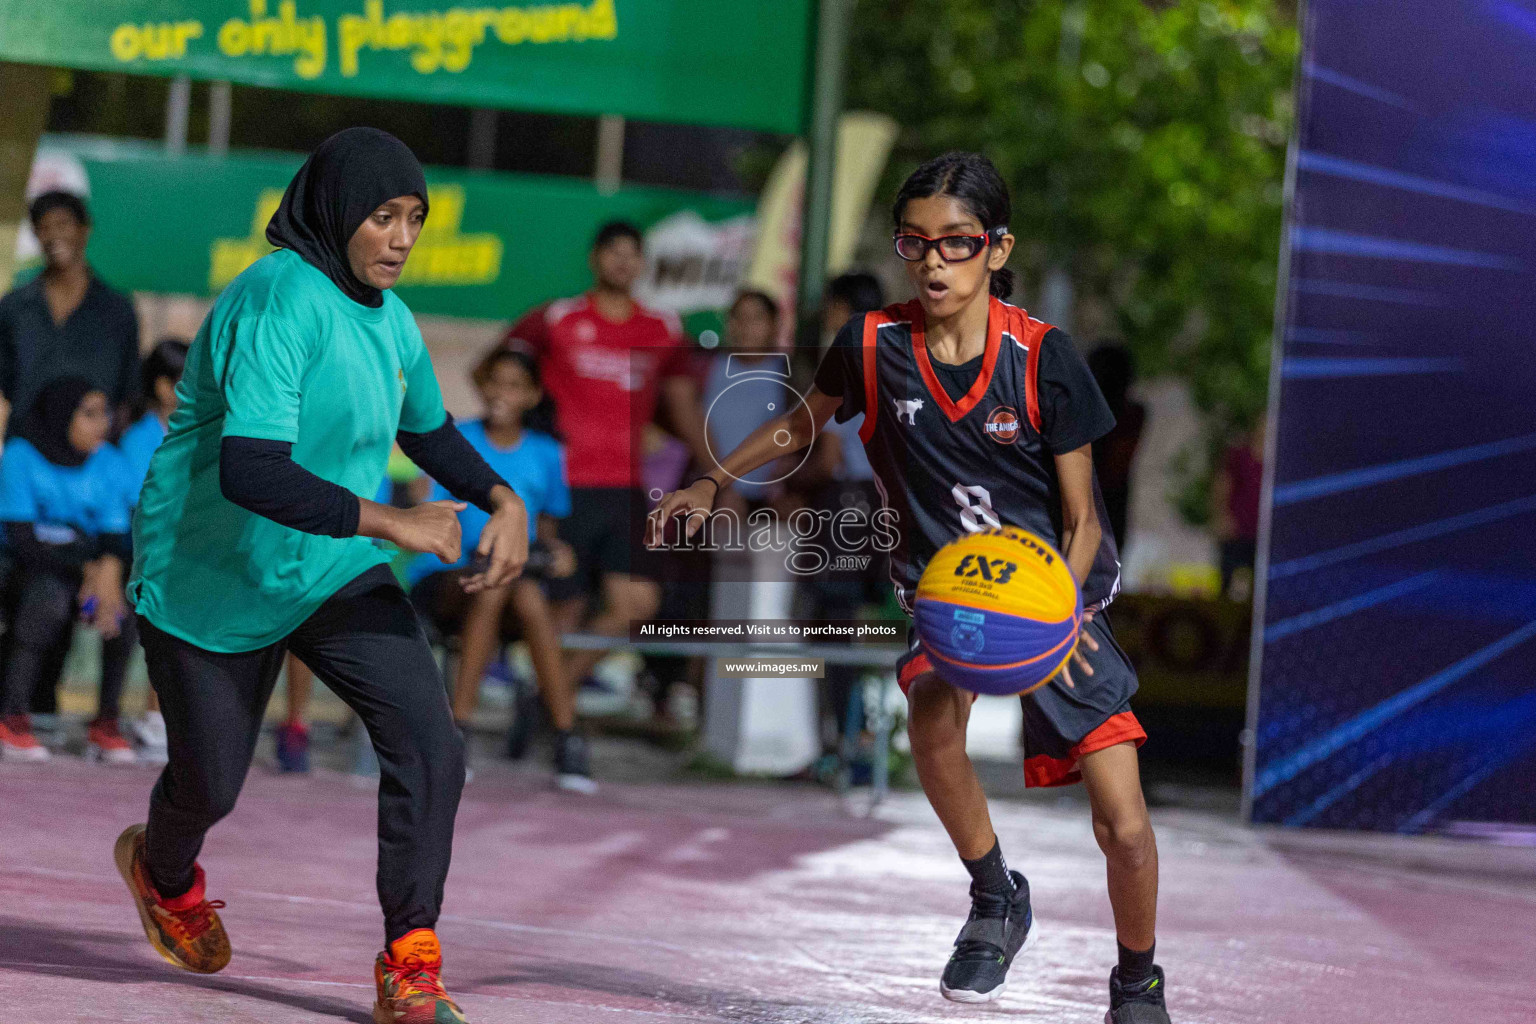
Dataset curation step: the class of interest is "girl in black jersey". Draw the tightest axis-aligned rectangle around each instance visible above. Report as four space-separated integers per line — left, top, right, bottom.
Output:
652 153 1170 1023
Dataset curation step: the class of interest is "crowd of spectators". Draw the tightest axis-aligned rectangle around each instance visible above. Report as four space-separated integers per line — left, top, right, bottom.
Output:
0 190 186 761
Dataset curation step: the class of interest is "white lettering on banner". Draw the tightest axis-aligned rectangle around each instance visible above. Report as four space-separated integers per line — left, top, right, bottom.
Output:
634 211 756 315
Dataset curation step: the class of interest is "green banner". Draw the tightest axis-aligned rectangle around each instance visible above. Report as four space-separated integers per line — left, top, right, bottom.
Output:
0 0 812 134
23 137 753 322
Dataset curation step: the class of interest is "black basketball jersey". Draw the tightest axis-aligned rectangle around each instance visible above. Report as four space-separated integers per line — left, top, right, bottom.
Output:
814 297 1122 615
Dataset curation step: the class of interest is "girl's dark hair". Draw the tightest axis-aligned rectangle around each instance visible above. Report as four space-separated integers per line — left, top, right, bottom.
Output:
473 348 561 439
141 338 190 409
730 288 780 325
892 152 1015 300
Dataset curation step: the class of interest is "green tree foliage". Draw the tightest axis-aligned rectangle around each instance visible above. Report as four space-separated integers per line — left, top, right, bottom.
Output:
848 0 1298 522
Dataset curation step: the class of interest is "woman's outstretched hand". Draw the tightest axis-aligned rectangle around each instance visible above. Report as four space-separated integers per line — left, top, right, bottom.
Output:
647 478 720 547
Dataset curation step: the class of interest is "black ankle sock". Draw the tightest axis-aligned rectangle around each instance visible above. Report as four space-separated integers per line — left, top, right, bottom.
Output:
961 838 1017 896
149 865 194 902
1117 941 1156 986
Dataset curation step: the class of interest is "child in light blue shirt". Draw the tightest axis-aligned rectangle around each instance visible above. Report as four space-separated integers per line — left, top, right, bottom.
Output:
407 350 590 789
0 378 134 760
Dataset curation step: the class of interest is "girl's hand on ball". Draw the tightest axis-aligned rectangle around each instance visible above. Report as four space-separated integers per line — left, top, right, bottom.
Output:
1060 610 1100 690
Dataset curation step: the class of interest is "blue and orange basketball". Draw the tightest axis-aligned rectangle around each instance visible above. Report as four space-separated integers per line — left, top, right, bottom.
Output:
913 526 1082 696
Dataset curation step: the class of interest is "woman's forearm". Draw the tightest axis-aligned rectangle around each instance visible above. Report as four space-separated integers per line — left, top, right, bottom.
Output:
220 436 360 537
356 498 402 545
396 416 510 514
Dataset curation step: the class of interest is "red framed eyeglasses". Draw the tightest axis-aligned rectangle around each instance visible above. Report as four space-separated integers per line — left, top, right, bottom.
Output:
893 227 1007 262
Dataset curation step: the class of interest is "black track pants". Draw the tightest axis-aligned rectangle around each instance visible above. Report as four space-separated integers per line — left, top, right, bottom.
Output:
139 565 465 945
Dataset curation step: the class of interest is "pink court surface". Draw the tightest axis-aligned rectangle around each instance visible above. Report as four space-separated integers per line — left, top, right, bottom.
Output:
2 759 1532 1024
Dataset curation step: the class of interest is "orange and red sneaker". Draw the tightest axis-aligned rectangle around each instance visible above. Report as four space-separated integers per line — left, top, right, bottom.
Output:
88 718 138 764
0 714 50 761
373 928 468 1024
113 824 231 974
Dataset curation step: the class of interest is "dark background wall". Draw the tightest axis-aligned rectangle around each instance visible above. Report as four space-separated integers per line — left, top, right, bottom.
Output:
1250 0 1536 832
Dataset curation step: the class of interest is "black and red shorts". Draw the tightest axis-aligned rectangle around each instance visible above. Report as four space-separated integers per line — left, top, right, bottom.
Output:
897 611 1145 788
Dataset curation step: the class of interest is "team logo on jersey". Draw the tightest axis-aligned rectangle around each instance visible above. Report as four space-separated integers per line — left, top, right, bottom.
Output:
574 320 598 343
984 406 1020 444
893 398 925 425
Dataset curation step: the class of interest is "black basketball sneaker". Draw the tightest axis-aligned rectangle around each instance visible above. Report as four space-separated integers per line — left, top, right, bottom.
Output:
553 730 598 795
1107 964 1171 1023
939 870 1037 1003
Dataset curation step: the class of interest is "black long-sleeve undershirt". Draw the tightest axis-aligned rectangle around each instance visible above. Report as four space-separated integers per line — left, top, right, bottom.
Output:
219 437 361 537
395 414 505 514
219 415 510 538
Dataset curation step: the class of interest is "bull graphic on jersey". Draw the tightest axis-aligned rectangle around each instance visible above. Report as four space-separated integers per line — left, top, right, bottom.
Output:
893 398 924 425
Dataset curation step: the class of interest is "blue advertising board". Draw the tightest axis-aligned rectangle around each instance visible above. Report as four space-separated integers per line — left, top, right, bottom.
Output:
1247 0 1536 832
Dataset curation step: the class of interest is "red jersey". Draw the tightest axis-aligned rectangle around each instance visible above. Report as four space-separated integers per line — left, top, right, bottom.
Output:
502 294 689 488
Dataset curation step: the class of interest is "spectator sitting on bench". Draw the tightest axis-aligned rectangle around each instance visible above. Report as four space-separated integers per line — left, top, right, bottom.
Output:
0 378 132 762
404 350 590 791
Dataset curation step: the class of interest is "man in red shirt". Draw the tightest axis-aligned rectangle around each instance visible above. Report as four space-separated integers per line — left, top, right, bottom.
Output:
501 221 710 686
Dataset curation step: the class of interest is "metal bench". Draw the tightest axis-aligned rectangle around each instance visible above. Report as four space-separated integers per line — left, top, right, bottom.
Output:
355 632 905 809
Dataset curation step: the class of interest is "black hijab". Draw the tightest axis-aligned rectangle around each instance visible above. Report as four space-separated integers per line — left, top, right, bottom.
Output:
23 376 99 468
265 127 429 308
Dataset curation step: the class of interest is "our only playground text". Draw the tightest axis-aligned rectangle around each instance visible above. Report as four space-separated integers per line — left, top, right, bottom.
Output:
108 0 620 80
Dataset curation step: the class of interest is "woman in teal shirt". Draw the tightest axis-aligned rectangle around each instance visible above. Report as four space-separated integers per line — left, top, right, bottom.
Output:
114 128 525 1024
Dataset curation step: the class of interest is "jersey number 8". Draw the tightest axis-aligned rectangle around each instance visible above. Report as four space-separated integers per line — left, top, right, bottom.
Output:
952 483 1001 532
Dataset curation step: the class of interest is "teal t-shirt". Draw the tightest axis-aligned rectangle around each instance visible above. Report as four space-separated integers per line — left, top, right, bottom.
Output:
127 248 447 652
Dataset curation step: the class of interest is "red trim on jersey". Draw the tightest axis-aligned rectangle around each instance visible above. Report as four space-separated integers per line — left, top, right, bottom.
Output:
910 298 1003 423
1024 329 1043 433
1022 711 1146 788
1000 303 1054 433
858 309 891 445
